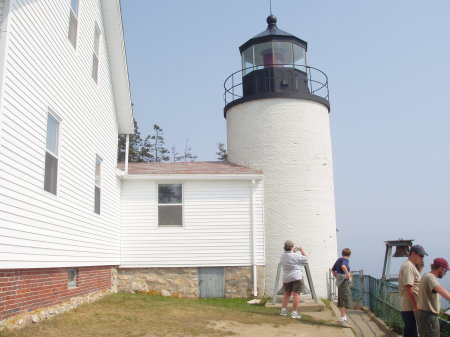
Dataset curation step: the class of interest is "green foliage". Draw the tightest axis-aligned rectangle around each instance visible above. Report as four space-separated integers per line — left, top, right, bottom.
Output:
118 121 198 163
179 138 197 162
216 142 227 161
386 320 402 334
321 298 332 310
117 119 146 162
255 297 268 306
144 124 170 162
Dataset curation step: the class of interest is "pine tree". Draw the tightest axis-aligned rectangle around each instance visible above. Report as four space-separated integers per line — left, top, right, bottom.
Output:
140 136 155 162
180 138 197 162
216 142 227 161
144 124 170 162
171 146 181 162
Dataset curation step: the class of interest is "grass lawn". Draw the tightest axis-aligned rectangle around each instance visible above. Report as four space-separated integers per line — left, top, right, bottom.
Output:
0 294 343 337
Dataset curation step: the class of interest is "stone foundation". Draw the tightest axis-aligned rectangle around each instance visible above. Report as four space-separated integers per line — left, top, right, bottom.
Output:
117 267 199 297
0 289 111 331
117 266 266 298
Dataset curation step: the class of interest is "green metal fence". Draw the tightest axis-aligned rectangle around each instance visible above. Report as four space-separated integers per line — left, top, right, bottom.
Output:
349 273 450 337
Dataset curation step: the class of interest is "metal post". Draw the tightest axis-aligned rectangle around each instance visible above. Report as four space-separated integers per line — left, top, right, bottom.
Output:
303 263 318 303
382 245 392 279
272 263 282 305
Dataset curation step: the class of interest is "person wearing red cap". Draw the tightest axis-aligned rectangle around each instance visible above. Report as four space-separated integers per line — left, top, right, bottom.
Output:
398 244 428 337
417 257 450 337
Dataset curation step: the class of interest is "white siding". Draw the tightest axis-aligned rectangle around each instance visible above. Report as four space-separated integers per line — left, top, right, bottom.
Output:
0 0 122 268
0 1 4 37
120 179 264 268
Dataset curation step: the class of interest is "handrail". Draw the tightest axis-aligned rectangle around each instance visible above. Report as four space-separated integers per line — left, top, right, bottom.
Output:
223 64 329 106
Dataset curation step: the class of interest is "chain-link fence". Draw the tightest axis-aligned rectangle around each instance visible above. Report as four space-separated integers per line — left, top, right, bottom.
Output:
328 270 450 336
364 276 403 333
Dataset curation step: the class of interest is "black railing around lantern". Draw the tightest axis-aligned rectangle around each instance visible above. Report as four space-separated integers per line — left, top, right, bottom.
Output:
223 64 329 108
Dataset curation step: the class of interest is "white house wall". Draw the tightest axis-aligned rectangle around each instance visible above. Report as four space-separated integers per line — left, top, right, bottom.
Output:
0 1 4 38
120 179 264 268
0 0 121 268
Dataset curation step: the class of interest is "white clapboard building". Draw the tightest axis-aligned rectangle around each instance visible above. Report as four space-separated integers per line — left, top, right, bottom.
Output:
0 0 134 323
0 1 338 325
118 162 265 299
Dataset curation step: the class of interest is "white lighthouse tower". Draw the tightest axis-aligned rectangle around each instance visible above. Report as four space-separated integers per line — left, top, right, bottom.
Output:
224 15 337 297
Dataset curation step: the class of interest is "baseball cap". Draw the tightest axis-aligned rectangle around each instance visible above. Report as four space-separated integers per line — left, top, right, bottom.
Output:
284 240 294 248
433 258 450 270
410 245 428 256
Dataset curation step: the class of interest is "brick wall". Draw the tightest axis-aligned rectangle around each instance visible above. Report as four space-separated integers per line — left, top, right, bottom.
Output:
0 266 113 321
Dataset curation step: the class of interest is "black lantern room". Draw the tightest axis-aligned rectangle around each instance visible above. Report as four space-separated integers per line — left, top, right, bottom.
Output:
224 15 329 116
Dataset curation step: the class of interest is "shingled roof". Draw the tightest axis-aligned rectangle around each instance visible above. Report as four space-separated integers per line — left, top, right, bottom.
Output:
120 161 262 175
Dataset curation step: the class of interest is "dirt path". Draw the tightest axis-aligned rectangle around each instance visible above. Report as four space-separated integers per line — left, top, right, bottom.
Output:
202 319 350 337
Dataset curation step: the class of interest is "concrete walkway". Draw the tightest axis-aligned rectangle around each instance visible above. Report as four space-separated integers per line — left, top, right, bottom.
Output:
267 294 401 337
330 302 401 337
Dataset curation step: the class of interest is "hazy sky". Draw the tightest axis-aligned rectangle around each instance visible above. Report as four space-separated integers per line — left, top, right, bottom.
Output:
121 1 450 292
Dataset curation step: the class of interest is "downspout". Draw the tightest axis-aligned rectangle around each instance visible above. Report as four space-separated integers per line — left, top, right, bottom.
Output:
251 178 257 297
125 134 129 174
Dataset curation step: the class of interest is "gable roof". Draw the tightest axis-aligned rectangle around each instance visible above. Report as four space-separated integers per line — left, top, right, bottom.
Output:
101 0 134 134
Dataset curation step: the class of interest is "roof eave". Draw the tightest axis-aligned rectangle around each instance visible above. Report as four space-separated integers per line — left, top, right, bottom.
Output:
101 0 134 134
118 173 264 181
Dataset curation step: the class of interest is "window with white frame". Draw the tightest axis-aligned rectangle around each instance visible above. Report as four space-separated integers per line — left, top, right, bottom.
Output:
68 0 79 48
44 112 60 195
94 156 101 214
158 184 183 227
92 24 100 82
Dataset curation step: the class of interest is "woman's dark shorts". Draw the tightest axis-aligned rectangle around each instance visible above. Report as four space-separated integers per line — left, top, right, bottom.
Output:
337 282 352 308
283 280 302 294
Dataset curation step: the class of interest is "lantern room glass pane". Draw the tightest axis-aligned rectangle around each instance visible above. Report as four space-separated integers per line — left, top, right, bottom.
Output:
254 42 273 69
293 44 307 72
273 41 293 66
242 46 254 75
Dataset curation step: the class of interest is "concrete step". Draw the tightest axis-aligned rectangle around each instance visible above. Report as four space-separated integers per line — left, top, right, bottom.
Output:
265 298 325 312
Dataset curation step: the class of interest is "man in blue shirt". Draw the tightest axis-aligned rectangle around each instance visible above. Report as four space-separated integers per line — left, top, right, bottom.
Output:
332 248 352 327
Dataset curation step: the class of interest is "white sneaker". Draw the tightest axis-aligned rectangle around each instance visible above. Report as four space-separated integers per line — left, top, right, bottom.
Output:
291 311 301 319
280 310 287 317
340 320 352 328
